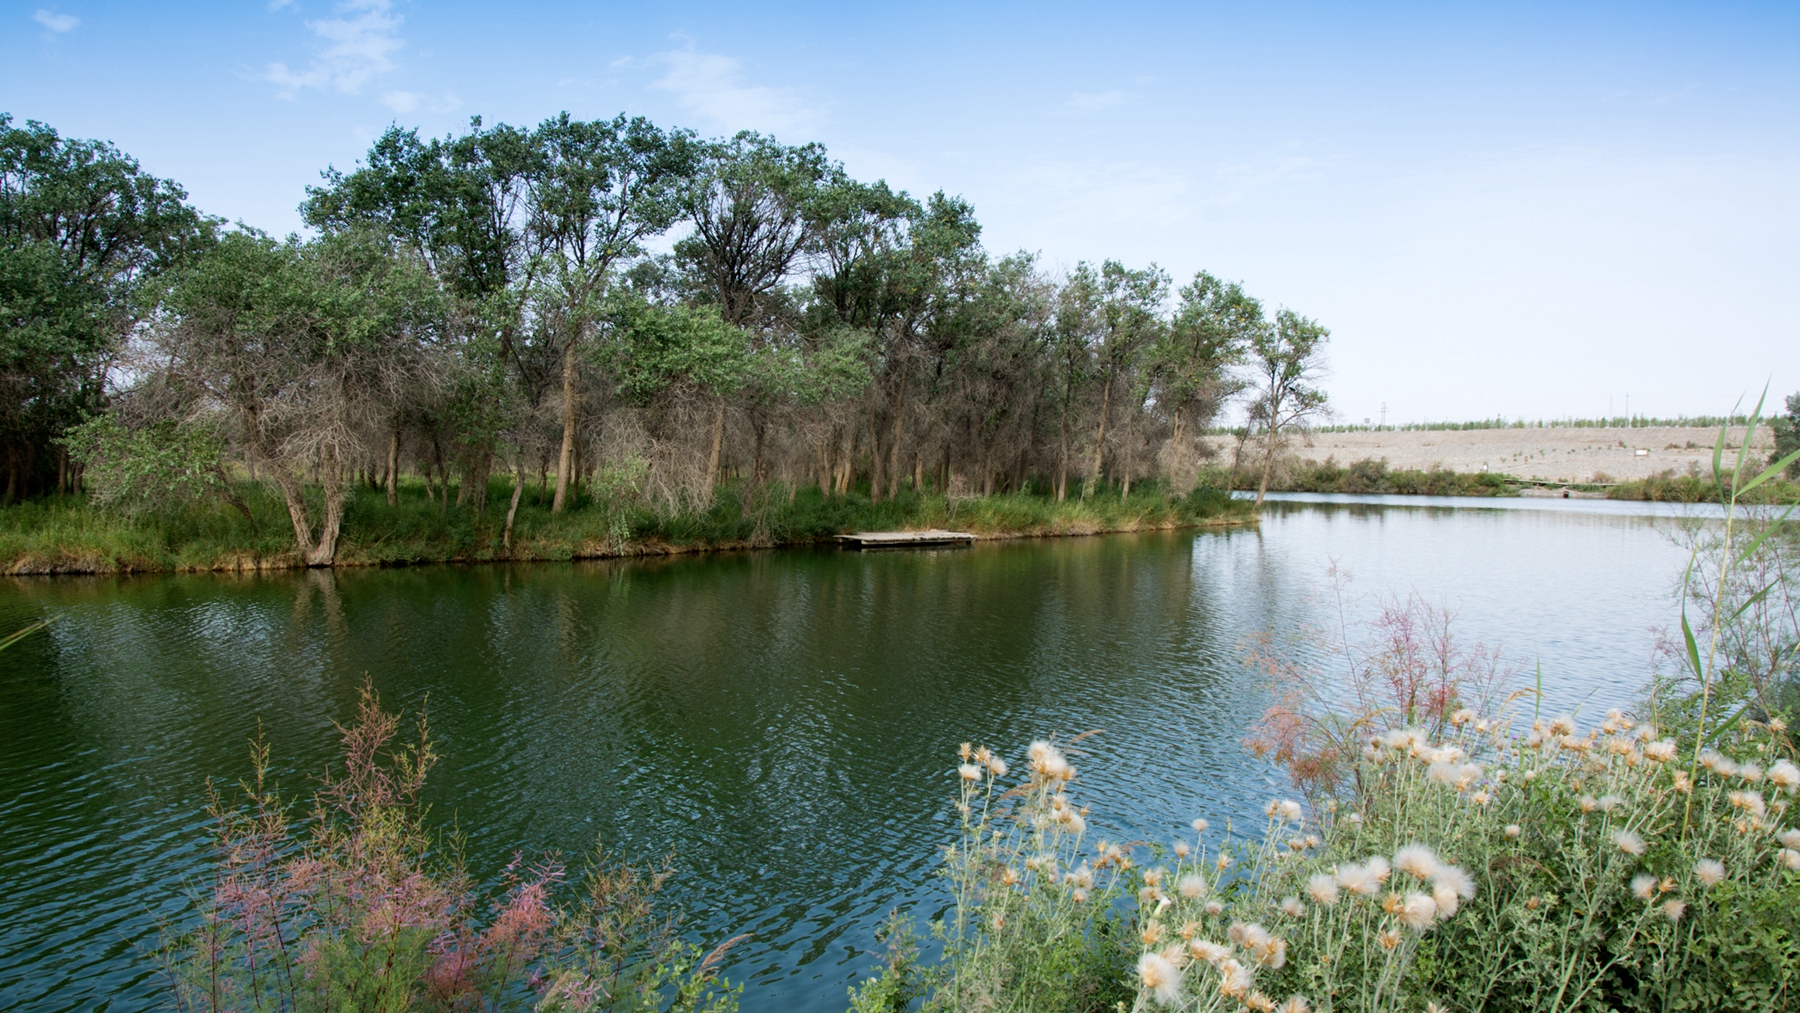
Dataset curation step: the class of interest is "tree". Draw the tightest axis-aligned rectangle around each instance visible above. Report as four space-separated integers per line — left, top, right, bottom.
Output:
1246 308 1330 504
0 114 210 499
1771 391 1800 480
1148 272 1256 493
530 113 699 513
147 229 446 565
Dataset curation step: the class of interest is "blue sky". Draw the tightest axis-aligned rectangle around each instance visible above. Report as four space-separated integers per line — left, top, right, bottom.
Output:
7 1 1796 424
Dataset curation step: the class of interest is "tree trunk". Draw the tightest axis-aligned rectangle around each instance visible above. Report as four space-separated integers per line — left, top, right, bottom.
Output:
552 343 579 513
385 429 399 507
308 452 345 567
705 397 725 504
503 450 526 553
267 459 319 563
1256 423 1279 506
1086 373 1113 500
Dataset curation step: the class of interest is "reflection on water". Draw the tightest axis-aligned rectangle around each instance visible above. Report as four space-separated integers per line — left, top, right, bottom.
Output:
0 499 1700 1011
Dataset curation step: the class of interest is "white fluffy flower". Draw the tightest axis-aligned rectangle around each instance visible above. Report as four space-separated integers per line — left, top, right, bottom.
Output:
1694 858 1726 887
1136 951 1182 1006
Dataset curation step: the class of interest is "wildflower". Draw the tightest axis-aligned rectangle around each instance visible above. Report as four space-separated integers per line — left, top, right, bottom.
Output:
1729 790 1768 818
1028 740 1074 781
987 756 1008 778
1001 867 1021 886
1779 829 1800 849
958 763 982 781
1699 749 1721 771
1773 717 1790 733
1245 992 1277 1013
1217 851 1233 872
1190 939 1230 965
1779 848 1800 872
1613 830 1646 856
1306 873 1340 906
1717 758 1741 778
1551 714 1577 736
1598 794 1624 813
1345 812 1363 825
1378 928 1403 950
1645 740 1677 763
1434 864 1477 900
1305 834 1321 848
1770 760 1800 792
1579 796 1599 813
1179 920 1197 940
1740 762 1765 783
990 911 1006 931
1631 874 1657 900
1141 921 1166 946
1505 824 1522 839
1395 844 1441 880
1217 958 1254 999
1178 874 1207 899
1368 856 1392 882
1173 841 1190 859
1427 761 1459 786
1136 951 1182 1007
1431 881 1460 917
1335 862 1382 897
1451 708 1476 726
959 742 972 760
1192 818 1209 833
1066 863 1095 889
1673 771 1693 793
1694 858 1726 887
1072 888 1089 902
1470 790 1493 806
1280 896 1304 917
1278 996 1312 1013
1662 899 1687 922
1398 892 1438 930
1205 900 1224 916
1266 799 1302 822
1058 809 1087 835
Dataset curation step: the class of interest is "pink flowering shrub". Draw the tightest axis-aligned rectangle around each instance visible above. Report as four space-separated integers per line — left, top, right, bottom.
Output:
162 683 740 1013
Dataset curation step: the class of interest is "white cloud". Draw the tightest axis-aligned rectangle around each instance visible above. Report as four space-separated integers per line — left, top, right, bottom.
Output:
265 0 403 97
380 90 460 114
1067 90 1126 111
639 45 818 135
33 9 79 32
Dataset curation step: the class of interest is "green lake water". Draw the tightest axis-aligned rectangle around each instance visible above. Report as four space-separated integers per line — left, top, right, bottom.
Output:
0 496 1706 1011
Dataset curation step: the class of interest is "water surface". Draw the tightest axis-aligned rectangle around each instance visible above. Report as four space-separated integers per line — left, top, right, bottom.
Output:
0 497 1703 1011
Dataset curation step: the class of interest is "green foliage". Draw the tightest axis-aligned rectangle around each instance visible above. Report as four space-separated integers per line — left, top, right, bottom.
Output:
1770 392 1800 481
61 413 242 514
1200 457 1520 497
0 113 211 497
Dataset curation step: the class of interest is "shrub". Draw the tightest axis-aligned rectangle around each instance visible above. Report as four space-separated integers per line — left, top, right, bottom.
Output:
161 683 741 1013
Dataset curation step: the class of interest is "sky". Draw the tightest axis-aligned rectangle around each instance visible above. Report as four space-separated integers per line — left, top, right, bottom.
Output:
6 0 1796 425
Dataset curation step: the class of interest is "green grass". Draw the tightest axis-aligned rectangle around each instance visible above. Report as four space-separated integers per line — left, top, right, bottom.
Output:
0 478 1255 574
1605 471 1800 503
1199 457 1522 497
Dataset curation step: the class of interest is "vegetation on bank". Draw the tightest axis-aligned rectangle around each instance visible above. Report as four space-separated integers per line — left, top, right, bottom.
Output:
0 478 1251 574
1201 457 1520 498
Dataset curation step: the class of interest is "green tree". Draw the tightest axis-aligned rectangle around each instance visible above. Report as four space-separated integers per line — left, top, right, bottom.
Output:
1148 271 1257 493
1771 391 1800 480
150 229 446 564
0 114 210 499
1246 307 1331 504
530 113 699 513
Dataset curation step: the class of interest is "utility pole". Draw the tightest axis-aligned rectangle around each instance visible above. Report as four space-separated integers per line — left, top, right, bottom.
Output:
1380 402 1387 428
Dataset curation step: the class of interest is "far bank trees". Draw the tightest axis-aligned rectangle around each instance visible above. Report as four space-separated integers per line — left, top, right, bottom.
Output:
25 111 1339 563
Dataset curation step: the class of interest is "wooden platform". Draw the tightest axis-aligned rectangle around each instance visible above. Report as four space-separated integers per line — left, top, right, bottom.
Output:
836 529 977 549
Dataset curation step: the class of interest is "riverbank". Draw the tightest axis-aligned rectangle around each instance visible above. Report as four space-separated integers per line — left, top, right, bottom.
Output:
1200 454 1800 502
0 481 1255 575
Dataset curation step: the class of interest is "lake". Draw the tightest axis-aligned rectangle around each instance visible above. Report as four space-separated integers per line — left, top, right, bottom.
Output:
0 495 1709 1011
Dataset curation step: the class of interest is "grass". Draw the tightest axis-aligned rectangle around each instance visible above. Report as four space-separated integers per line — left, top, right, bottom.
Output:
0 478 1255 574
1607 471 1800 504
1199 458 1522 498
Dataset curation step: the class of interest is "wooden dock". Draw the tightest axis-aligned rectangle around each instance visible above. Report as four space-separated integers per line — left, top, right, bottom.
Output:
836 529 977 550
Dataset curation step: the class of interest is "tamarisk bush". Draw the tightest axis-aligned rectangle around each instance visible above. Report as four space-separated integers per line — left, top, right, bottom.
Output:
161 684 741 1013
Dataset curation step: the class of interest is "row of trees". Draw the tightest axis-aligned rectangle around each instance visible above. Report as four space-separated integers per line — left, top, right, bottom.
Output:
4 112 1331 563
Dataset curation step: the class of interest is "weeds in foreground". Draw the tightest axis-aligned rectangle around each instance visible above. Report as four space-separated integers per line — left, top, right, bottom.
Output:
162 683 740 1013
